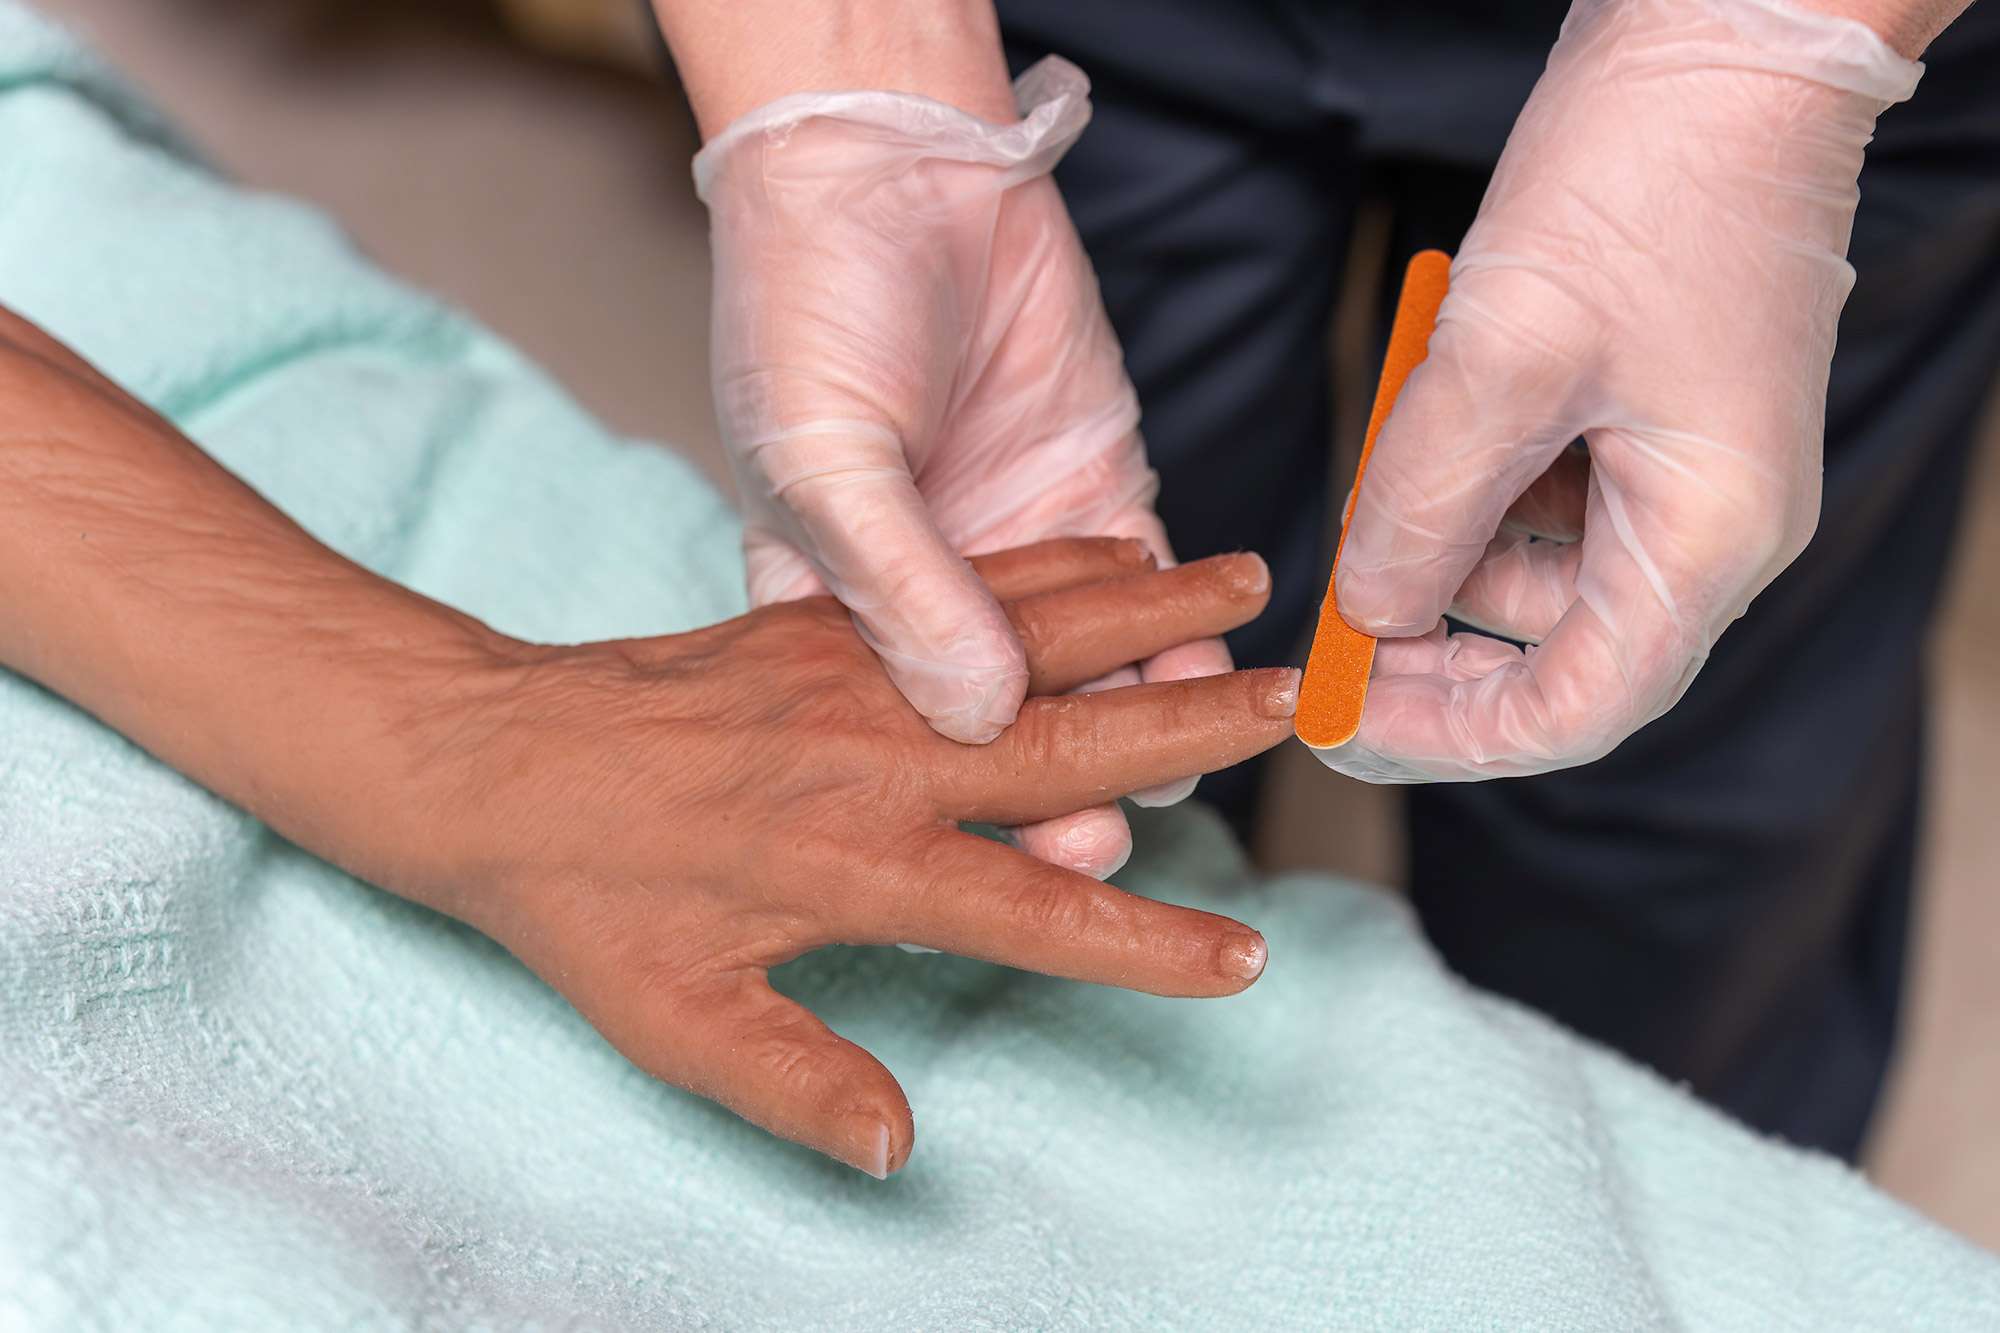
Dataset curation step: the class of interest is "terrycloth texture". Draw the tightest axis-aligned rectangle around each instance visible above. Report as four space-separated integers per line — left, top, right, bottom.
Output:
0 7 1995 1328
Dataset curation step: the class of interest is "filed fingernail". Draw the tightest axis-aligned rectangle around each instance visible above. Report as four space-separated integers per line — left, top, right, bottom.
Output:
1259 669 1301 719
1219 931 1267 982
1227 552 1270 595
1119 538 1158 570
847 1118 891 1180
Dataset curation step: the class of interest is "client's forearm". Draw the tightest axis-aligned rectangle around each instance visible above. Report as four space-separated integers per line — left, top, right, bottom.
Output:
0 310 504 896
650 0 1017 136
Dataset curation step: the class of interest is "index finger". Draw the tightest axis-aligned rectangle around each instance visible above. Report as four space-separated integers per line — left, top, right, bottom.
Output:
940 667 1300 825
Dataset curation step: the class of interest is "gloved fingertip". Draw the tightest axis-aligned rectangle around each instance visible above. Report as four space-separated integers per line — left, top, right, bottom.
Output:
1340 611 1435 638
1074 835 1133 881
1010 811 1132 879
1334 567 1438 638
1307 741 1426 785
915 668 1028 744
1305 742 1347 774
1033 811 1133 880
1128 775 1199 809
1139 637 1235 691
923 712 1008 746
872 632 1030 745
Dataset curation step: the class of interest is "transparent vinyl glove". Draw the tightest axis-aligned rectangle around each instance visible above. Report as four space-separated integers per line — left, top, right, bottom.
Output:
1320 0 1921 783
696 58 1227 872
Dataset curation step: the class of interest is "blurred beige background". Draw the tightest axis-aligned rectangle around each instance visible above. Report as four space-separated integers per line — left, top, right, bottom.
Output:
37 0 2000 1251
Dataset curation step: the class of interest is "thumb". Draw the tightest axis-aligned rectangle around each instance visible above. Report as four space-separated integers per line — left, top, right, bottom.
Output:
1336 272 1586 637
742 528 828 605
773 440 1029 744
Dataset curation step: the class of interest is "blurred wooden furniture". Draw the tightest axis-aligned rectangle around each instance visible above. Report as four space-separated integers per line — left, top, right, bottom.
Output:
494 0 655 69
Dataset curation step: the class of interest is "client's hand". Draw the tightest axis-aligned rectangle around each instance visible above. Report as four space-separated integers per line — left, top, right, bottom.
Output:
406 540 1291 1179
0 308 1294 1180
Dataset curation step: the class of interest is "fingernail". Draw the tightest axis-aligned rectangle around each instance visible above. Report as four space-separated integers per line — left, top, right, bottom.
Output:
1334 572 1424 636
1343 611 1427 637
1219 931 1267 982
1259 669 1301 719
1227 552 1270 596
1119 538 1157 570
849 1118 891 1180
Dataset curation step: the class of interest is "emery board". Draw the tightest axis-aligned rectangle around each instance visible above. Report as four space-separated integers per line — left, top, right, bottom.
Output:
1296 249 1451 750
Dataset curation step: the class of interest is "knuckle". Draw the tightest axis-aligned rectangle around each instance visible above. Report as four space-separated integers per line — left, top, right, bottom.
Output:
1068 535 1131 566
1007 599 1060 657
1776 506 1819 570
742 1012 832 1096
1735 526 1790 581
1157 680 1205 733
1009 699 1082 773
1006 876 1093 939
1448 263 1595 370
750 1033 819 1091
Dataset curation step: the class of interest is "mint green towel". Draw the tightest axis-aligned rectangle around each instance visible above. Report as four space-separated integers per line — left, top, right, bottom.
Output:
1 6 1995 1327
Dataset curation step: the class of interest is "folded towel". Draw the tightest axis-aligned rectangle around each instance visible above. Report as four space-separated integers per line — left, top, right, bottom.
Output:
1 6 1994 1327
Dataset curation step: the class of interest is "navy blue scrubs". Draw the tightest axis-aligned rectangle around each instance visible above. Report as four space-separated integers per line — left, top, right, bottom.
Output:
999 0 2000 1160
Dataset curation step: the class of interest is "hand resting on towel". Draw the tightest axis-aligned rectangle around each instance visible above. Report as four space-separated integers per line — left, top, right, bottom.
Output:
0 307 1297 1177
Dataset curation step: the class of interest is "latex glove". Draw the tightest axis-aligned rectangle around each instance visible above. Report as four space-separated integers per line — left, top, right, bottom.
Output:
694 57 1228 875
1320 0 1921 783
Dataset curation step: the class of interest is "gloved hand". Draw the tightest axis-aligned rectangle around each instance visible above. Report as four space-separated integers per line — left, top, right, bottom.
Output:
1321 0 1922 782
694 57 1227 876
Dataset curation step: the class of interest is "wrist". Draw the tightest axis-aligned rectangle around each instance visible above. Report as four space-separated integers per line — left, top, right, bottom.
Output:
1556 0 1924 110
278 609 555 924
182 585 536 917
1785 0 1968 57
354 631 681 931
652 0 1018 137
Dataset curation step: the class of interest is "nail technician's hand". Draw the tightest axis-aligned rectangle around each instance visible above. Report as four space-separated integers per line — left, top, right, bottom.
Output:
1323 0 1922 782
693 54 1228 794
694 55 1226 877
410 541 1293 1178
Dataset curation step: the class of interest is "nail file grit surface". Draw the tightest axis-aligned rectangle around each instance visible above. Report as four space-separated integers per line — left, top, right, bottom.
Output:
1296 249 1451 750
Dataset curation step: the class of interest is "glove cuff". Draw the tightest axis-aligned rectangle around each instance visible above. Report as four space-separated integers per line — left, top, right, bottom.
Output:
691 56 1093 204
1564 0 1923 105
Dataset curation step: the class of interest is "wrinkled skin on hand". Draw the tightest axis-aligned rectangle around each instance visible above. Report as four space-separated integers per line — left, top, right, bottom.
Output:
1323 0 1921 782
0 309 1292 1183
407 540 1296 1177
696 57 1225 877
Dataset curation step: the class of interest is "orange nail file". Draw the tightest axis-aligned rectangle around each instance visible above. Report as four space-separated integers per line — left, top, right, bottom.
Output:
1295 249 1451 750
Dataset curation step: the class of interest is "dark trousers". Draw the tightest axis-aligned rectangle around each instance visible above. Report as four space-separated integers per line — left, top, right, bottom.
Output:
1001 0 2000 1160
